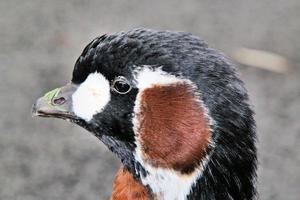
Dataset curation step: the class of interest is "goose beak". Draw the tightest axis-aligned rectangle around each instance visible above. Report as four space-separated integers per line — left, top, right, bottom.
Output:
32 83 78 120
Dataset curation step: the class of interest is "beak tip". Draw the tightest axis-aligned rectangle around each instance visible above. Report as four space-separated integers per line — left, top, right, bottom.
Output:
31 103 39 117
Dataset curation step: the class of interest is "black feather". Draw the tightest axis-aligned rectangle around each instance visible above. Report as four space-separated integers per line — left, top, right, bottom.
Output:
71 28 257 200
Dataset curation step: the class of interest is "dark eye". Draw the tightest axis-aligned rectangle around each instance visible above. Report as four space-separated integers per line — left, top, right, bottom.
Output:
111 76 132 94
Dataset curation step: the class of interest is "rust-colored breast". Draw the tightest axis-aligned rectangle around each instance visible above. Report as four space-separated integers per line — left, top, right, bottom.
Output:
110 167 151 200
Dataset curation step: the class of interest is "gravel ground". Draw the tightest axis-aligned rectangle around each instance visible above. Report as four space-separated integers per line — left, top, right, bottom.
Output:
0 1 299 199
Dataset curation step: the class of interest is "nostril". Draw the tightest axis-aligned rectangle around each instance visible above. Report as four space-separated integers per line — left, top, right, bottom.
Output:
53 97 66 105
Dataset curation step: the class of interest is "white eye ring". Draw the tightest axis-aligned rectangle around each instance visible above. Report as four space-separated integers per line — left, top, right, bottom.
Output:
111 76 132 94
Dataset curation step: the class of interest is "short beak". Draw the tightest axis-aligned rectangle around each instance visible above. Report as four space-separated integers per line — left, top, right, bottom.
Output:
32 83 78 120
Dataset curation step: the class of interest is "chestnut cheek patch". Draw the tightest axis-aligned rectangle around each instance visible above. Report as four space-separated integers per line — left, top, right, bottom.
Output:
136 81 211 174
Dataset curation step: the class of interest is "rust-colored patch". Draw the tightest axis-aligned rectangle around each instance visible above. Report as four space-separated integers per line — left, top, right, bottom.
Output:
110 167 151 200
137 82 211 173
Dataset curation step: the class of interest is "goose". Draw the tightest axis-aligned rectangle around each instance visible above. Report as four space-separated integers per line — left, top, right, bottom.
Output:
32 28 257 200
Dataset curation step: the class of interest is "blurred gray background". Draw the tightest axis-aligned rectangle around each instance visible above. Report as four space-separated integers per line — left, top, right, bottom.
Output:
0 0 299 199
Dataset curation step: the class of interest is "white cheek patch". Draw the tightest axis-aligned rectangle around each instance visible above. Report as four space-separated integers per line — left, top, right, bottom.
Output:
72 72 111 121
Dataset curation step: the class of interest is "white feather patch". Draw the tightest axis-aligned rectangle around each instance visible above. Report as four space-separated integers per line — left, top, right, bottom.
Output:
72 72 110 121
134 147 208 200
134 66 181 90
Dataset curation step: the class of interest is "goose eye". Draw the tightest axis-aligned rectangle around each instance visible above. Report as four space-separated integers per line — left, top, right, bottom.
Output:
111 76 132 94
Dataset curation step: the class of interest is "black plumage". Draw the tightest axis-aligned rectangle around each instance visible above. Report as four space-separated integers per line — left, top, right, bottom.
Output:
35 28 257 200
